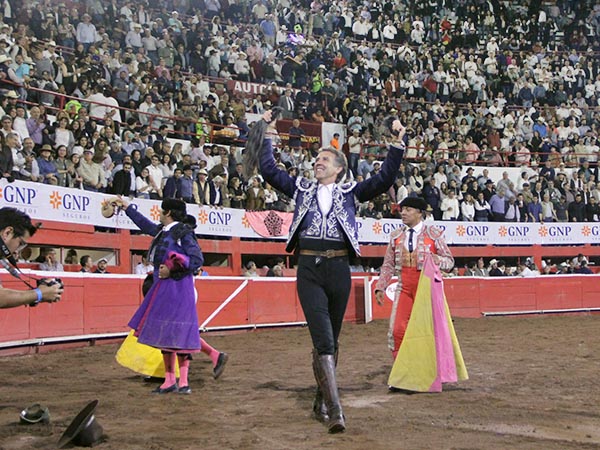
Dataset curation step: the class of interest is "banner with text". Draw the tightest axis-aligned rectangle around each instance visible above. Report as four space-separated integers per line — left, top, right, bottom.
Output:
0 180 598 245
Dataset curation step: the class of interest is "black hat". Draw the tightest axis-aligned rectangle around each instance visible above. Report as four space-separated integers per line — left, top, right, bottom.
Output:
399 197 428 211
20 403 50 424
485 179 494 185
161 198 186 214
57 400 104 448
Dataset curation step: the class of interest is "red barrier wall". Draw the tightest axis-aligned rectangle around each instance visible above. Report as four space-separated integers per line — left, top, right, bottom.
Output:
1 273 599 352
369 275 600 320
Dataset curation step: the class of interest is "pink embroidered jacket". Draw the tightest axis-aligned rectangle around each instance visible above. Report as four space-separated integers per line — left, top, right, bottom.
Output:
375 223 454 349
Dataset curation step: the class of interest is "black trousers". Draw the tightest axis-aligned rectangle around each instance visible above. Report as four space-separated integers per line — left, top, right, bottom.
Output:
296 255 351 355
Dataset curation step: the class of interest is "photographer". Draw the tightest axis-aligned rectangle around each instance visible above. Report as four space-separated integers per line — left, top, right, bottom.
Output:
0 207 63 309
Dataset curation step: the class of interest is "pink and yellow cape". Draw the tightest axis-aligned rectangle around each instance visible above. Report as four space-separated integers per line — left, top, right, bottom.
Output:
388 253 468 392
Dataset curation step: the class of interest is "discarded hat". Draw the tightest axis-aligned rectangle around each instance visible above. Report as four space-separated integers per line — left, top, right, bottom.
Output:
399 196 428 211
57 400 104 448
20 404 50 424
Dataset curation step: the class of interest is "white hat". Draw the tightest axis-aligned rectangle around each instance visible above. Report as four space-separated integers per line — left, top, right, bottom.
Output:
0 54 11 64
489 259 498 266
47 40 57 47
4 90 18 99
280 25 287 31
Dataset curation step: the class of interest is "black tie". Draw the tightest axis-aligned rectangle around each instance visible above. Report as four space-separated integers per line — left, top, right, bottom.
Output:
408 228 415 253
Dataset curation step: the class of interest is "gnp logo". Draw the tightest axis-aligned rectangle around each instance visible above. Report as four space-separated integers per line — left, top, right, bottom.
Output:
2 185 37 205
581 225 600 237
539 225 572 238
462 225 489 236
501 226 531 237
197 209 232 227
49 191 90 211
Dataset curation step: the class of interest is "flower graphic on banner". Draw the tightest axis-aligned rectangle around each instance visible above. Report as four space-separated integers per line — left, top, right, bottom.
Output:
150 205 160 221
241 215 250 228
197 209 209 225
456 225 466 236
538 226 548 237
582 226 591 237
498 226 508 237
49 191 62 209
372 221 382 234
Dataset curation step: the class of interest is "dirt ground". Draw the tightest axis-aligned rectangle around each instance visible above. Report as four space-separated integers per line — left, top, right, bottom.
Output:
1 315 600 450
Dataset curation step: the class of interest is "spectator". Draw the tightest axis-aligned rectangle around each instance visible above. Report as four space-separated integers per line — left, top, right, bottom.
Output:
135 252 154 275
39 248 64 272
94 258 109 274
79 255 93 273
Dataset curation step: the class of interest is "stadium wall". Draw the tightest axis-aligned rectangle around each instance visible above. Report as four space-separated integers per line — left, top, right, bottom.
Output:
1 272 599 354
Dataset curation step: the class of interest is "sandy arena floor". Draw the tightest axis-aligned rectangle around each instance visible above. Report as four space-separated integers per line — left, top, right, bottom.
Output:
0 315 599 450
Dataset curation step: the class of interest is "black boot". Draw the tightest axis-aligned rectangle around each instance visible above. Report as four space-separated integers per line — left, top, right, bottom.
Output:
312 350 329 423
316 354 346 433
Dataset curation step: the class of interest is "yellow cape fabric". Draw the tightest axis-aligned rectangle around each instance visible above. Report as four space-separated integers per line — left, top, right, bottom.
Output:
115 330 180 377
388 269 468 391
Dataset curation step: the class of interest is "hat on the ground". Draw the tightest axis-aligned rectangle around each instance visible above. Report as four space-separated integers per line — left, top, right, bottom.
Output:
20 404 50 424
57 400 104 448
399 197 428 211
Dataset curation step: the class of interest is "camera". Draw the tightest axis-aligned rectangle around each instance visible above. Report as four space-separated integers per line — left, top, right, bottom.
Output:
37 278 64 290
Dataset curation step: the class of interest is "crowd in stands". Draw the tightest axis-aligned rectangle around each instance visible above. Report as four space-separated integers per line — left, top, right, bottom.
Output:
457 253 595 277
0 0 598 221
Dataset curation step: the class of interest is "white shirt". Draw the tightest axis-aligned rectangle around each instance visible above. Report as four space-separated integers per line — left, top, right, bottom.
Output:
317 183 334 216
135 262 154 275
404 221 423 250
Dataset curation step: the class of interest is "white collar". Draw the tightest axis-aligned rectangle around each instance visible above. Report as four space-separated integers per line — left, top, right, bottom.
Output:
407 221 424 233
163 221 179 231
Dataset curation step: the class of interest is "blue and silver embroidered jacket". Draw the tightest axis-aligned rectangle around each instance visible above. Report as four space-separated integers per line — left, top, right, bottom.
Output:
259 138 405 256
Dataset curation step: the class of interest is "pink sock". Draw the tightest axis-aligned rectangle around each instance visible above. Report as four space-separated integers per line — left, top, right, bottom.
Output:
177 355 190 387
200 338 219 366
160 352 177 389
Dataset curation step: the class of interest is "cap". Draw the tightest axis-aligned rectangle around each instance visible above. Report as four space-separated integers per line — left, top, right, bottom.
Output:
98 258 107 263
399 196 428 211
161 198 186 214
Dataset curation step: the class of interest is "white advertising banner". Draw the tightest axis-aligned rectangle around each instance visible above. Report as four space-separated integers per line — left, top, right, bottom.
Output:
0 179 598 245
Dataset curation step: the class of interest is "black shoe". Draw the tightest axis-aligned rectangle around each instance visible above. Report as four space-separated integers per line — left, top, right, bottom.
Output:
143 376 164 383
213 353 229 379
388 386 416 395
151 383 178 394
177 386 192 395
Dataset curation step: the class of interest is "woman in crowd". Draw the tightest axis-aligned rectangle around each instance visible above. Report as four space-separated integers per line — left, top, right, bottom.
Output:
136 167 153 199
53 145 71 187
